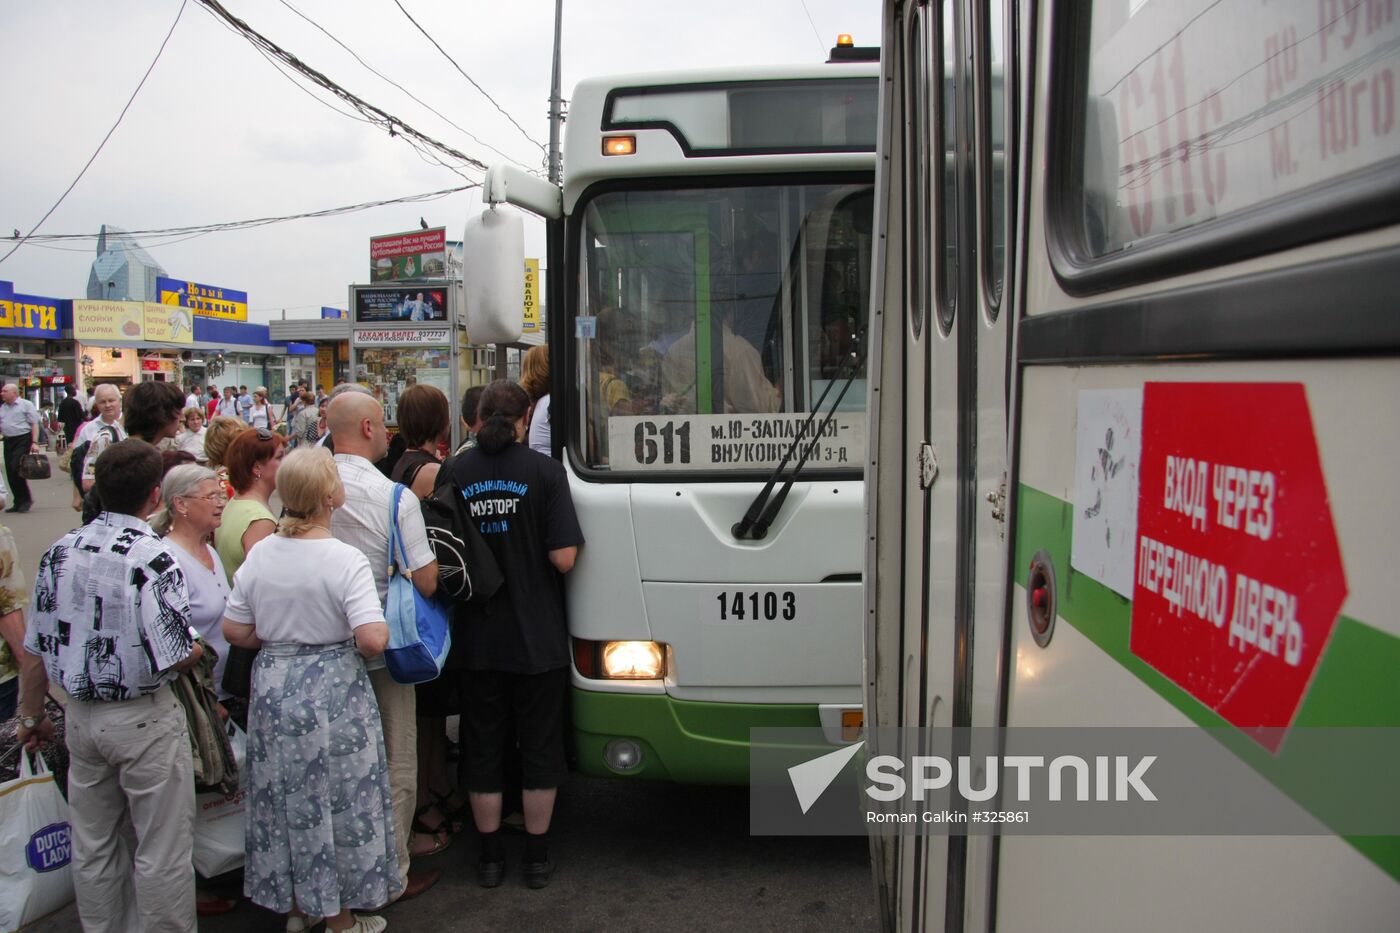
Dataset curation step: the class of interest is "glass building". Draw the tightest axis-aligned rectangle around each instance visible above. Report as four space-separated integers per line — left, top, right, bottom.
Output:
85 224 167 301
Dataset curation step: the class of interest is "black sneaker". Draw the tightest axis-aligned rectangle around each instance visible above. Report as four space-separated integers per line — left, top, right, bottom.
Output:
477 859 504 889
523 860 552 890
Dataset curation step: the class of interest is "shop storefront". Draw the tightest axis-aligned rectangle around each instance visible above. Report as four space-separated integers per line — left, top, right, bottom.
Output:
0 285 74 412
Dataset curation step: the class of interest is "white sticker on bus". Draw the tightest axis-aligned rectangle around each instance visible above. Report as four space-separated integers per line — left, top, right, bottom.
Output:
607 412 866 471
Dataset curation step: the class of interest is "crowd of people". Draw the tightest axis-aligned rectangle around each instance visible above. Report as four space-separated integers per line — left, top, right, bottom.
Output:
6 362 583 932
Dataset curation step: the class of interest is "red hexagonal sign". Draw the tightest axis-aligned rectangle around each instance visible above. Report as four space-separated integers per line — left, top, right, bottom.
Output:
1129 382 1347 752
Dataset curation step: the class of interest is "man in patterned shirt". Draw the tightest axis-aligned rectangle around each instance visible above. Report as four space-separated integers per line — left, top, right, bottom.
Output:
25 439 202 933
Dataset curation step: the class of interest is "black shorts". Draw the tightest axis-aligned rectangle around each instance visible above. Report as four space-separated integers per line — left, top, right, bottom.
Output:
461 667 568 793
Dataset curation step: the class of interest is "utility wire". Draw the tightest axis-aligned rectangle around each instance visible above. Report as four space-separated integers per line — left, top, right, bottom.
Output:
194 0 489 172
797 0 830 59
389 0 547 152
0 0 188 268
275 0 539 172
1 184 476 245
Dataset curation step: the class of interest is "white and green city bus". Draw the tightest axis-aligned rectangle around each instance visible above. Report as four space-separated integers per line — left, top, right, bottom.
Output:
866 0 1399 929
472 47 879 782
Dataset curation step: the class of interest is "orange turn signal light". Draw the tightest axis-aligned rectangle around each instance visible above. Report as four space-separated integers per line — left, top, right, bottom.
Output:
841 709 864 742
602 135 636 156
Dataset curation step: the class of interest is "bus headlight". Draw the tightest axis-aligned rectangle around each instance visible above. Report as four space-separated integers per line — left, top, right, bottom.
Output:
601 641 665 679
573 638 667 679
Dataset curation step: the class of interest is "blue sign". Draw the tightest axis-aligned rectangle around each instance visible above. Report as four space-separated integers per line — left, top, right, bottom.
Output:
0 289 61 338
321 307 348 320
25 821 71 873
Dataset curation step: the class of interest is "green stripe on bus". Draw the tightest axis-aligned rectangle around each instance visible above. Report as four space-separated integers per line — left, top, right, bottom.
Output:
1014 483 1400 882
571 687 824 785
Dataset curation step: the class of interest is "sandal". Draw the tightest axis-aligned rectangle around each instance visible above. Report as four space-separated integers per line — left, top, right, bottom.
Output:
413 793 467 837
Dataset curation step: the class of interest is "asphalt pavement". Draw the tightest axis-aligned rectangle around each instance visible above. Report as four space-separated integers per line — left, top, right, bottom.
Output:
6 466 880 933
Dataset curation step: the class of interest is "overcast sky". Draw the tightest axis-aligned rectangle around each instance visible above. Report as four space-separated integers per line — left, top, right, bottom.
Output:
0 0 880 323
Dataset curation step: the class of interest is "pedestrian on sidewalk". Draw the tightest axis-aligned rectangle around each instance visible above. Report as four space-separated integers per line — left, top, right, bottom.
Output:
0 382 42 513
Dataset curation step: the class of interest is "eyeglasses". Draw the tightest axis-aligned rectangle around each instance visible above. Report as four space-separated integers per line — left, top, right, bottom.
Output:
178 492 228 504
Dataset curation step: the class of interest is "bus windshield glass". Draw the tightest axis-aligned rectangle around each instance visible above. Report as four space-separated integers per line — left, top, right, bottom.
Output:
575 180 873 474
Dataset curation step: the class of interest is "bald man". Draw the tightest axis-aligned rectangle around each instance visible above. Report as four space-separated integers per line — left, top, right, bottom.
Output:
325 390 443 902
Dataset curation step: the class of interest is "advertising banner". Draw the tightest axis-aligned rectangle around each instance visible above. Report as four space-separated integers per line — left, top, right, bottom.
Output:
522 258 540 333
316 347 335 390
156 277 248 322
142 302 193 344
370 228 447 281
353 285 447 324
352 328 451 347
73 300 144 341
0 291 61 339
321 307 348 320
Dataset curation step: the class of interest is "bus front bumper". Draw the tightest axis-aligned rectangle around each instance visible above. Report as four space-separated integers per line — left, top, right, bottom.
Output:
570 688 855 785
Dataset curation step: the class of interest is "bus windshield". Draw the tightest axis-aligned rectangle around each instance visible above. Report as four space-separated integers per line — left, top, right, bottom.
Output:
574 180 873 473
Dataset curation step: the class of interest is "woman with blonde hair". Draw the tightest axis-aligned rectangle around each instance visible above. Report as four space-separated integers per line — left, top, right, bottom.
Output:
222 447 397 932
520 344 551 455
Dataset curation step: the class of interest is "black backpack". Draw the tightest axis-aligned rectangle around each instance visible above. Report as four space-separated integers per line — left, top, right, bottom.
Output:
420 453 503 605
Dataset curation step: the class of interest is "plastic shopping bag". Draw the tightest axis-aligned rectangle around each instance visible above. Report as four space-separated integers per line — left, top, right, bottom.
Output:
192 723 247 878
0 751 75 931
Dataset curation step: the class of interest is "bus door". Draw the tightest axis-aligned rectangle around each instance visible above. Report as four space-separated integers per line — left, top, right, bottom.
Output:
867 1 1014 929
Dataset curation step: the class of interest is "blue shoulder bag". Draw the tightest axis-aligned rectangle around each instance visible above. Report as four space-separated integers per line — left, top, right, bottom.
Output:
384 483 453 684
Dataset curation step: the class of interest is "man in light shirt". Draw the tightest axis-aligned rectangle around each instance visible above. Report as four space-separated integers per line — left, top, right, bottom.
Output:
25 439 202 932
0 382 42 513
76 385 127 498
326 390 442 902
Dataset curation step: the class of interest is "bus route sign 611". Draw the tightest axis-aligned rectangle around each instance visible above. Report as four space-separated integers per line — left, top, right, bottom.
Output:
607 412 866 472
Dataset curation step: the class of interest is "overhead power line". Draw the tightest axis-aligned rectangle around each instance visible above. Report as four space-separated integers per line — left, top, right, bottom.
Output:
0 0 189 269
274 0 538 172
193 0 489 172
389 0 548 152
0 184 476 246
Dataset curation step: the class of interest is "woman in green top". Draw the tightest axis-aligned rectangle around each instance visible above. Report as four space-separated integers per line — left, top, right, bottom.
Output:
213 427 286 584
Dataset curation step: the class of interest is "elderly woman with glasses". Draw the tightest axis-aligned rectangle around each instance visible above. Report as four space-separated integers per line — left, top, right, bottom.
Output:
154 464 232 692
214 428 285 585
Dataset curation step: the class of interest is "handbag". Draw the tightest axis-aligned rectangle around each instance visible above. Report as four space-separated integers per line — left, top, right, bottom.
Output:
19 453 50 481
192 723 247 878
384 483 453 684
0 751 75 930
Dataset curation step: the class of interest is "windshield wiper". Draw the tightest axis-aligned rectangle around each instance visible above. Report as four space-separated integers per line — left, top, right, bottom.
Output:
732 340 867 541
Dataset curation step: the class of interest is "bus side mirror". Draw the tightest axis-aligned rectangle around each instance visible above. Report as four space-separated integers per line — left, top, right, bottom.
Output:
462 207 525 345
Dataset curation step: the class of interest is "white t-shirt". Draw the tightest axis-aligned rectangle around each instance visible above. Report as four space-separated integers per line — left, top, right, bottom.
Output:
175 427 207 462
223 535 384 644
185 393 201 412
528 394 551 455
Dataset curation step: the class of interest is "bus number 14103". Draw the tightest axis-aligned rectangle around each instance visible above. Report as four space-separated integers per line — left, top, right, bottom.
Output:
716 590 797 622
